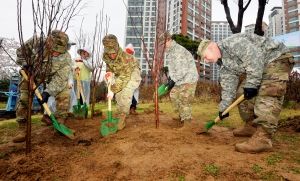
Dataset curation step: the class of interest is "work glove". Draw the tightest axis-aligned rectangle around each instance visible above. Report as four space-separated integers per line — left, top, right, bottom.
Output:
106 90 114 100
166 76 175 90
219 111 229 121
244 88 258 99
74 66 81 74
105 72 113 80
75 59 83 63
38 92 50 106
69 84 73 89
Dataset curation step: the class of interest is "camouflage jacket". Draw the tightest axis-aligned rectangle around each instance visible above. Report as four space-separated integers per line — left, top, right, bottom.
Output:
103 48 140 93
16 36 72 96
216 33 290 112
165 40 199 85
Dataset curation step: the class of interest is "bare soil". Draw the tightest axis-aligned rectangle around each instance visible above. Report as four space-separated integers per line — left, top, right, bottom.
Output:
0 111 300 181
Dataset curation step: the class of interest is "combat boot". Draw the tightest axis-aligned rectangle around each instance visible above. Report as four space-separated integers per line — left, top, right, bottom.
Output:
130 107 138 115
13 122 27 143
233 120 257 137
235 126 272 153
41 114 52 126
118 114 126 131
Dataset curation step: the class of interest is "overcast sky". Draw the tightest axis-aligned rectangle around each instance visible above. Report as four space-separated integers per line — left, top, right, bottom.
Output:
0 0 282 49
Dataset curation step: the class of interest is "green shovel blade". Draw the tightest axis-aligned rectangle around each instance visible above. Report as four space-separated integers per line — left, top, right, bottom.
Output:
158 84 169 98
72 99 87 118
100 111 118 136
49 114 74 139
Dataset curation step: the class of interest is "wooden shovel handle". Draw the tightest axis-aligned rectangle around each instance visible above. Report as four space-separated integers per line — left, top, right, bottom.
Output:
215 94 245 123
104 74 113 111
20 70 52 116
75 73 86 102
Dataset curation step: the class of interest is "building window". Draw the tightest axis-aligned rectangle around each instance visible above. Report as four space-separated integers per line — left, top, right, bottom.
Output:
289 22 299 27
288 10 298 16
289 16 299 22
290 28 299 32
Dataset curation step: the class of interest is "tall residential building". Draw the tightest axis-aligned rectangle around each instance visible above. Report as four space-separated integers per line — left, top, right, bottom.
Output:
266 7 285 37
124 0 212 85
211 21 233 82
282 0 300 66
283 0 300 33
244 22 268 36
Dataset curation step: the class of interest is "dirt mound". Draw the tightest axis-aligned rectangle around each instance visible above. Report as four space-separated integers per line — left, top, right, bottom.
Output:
0 112 299 181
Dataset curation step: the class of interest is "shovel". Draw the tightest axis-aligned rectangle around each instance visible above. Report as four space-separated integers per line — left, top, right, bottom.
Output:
197 95 245 134
20 70 74 139
72 73 88 118
100 73 118 136
157 84 169 98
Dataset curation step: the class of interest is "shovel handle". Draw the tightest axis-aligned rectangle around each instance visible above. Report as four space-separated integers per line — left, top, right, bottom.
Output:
215 94 245 123
19 70 52 116
77 74 86 103
75 73 81 100
104 74 113 111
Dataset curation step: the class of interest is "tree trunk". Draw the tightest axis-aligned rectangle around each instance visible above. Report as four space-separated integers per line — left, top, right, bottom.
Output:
254 0 267 36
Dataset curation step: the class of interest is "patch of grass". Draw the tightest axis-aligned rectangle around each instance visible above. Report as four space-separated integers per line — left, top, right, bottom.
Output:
0 153 9 159
261 172 279 181
253 164 263 173
0 121 18 129
0 140 9 144
279 107 300 120
282 101 298 109
289 152 300 165
79 150 88 156
290 167 300 174
169 173 186 181
0 102 6 109
275 133 300 149
265 152 284 166
203 164 219 176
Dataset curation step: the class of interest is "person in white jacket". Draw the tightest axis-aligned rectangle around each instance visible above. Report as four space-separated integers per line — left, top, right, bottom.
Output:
73 47 93 107
125 43 139 115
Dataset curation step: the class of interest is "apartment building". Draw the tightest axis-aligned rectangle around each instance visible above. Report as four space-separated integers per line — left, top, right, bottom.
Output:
124 0 212 85
282 0 300 66
211 21 233 82
244 22 268 36
266 7 285 37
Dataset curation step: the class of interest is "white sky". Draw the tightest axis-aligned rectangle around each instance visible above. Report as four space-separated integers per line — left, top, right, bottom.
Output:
0 0 282 49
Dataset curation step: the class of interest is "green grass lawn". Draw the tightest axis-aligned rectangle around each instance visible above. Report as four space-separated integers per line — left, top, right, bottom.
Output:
0 102 6 109
1 99 300 130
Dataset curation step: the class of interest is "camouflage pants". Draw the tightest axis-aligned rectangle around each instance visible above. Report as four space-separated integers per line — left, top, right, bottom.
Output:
170 82 197 121
16 78 70 123
115 67 141 115
236 53 294 134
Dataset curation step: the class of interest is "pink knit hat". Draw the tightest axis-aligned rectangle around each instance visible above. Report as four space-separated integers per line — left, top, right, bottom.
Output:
125 43 134 54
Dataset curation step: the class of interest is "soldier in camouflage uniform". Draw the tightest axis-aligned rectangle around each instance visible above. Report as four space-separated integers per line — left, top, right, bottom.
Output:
158 32 199 129
197 33 294 153
102 34 141 131
14 30 72 143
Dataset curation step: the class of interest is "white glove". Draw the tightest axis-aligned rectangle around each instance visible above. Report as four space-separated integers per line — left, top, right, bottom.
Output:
106 90 114 100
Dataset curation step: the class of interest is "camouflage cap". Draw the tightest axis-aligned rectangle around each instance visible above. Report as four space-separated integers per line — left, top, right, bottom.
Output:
102 34 120 54
50 30 69 53
158 32 172 45
197 40 211 59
